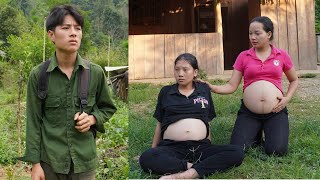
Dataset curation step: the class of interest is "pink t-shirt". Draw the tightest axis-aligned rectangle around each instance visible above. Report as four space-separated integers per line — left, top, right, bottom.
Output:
233 45 294 94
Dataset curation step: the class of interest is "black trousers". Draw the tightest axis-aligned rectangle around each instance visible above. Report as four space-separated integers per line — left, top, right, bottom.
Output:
230 101 289 156
139 139 244 178
40 161 95 180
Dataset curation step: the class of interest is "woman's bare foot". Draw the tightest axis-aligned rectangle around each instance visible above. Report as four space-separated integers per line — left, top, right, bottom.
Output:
159 168 199 179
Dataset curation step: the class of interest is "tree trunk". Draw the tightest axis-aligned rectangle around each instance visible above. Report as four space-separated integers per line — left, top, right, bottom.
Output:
17 68 22 166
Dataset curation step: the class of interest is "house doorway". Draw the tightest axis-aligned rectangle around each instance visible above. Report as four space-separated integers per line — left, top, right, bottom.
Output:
221 0 260 70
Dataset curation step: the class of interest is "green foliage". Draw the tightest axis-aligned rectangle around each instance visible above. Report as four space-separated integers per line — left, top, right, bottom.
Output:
1 0 128 71
26 1 48 24
0 0 9 6
0 61 19 104
86 42 128 68
5 27 55 82
0 105 25 164
316 0 320 33
298 73 317 78
92 32 112 47
78 8 93 56
95 99 129 179
198 69 208 81
74 0 128 41
0 61 24 166
0 4 29 44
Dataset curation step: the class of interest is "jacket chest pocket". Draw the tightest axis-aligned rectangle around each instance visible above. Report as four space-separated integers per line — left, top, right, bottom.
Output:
74 95 96 114
44 96 62 127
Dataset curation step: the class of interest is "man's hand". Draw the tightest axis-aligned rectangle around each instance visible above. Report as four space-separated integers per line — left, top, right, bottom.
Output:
31 163 45 180
74 112 96 133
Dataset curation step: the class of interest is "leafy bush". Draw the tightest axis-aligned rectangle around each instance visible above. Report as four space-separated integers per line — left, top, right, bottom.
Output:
96 99 128 180
6 27 55 82
0 106 25 164
0 61 19 104
86 42 128 68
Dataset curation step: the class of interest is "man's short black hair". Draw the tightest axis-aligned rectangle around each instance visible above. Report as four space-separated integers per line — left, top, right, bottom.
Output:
46 5 84 31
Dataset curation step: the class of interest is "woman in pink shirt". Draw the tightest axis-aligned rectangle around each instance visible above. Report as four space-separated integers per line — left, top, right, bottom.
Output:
204 16 298 156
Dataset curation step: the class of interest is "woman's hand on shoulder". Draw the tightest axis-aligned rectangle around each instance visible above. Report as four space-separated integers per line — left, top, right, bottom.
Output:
196 79 216 93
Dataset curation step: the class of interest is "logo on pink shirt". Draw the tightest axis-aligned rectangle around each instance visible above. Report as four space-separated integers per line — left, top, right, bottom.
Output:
273 60 280 66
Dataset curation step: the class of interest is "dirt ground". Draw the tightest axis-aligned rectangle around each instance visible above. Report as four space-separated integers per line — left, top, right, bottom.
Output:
293 75 320 100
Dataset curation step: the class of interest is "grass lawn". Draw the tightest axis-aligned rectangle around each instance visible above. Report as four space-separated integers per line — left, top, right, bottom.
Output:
128 78 320 179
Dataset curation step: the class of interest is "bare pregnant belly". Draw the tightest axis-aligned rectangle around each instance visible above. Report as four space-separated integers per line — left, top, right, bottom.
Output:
163 118 207 141
243 80 283 114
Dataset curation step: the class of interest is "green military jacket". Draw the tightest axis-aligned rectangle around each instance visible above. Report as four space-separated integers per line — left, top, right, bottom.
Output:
19 54 117 174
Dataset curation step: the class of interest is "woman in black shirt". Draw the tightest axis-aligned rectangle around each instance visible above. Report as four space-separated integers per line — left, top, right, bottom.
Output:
139 53 244 179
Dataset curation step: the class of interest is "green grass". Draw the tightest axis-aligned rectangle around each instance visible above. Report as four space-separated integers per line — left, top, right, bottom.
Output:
128 81 320 179
298 73 317 78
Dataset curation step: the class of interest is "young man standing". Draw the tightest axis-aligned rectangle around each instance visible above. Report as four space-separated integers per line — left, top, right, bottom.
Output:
19 5 117 180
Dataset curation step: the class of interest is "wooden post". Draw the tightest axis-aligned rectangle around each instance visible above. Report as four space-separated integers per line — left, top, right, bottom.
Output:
215 0 223 34
17 61 22 167
214 0 224 74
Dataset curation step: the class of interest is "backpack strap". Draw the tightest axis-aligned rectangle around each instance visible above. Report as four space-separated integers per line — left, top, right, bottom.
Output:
79 60 96 138
78 60 90 113
38 59 51 100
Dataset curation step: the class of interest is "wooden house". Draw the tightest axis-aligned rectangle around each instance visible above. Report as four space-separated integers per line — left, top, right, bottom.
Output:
129 0 317 80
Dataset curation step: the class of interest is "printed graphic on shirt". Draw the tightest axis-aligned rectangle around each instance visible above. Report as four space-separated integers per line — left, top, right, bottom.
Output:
193 96 208 109
273 59 280 66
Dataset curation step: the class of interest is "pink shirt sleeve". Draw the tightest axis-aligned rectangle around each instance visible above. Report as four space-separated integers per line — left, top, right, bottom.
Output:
282 50 294 71
233 51 246 73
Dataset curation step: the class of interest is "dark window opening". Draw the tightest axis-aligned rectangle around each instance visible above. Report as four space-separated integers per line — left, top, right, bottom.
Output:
129 0 216 35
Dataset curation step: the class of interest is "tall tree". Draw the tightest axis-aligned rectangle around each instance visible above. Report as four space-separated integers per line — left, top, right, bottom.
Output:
0 4 28 44
77 0 128 42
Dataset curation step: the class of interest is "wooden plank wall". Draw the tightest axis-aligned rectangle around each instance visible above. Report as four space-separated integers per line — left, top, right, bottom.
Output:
296 0 317 69
261 0 317 70
129 33 224 80
286 0 299 67
261 0 279 47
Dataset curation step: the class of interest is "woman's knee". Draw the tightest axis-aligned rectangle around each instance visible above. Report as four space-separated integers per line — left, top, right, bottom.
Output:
139 148 157 170
226 145 245 166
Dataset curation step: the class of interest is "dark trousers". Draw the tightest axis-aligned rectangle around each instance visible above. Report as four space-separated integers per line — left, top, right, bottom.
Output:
40 161 95 180
139 139 244 178
230 101 289 156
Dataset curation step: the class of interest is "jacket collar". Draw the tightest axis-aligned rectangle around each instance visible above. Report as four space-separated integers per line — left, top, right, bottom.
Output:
46 53 89 72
